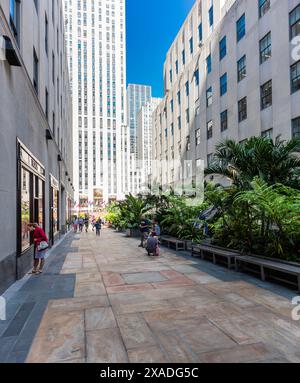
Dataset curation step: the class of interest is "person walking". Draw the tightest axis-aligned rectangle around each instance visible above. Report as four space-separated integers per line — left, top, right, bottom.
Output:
95 219 102 236
78 217 84 232
28 223 49 274
84 216 89 232
73 217 78 233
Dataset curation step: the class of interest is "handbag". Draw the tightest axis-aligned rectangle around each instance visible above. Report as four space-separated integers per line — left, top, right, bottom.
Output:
37 241 49 251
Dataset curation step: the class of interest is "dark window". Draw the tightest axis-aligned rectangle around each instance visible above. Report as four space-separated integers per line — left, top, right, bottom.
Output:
189 37 193 54
194 69 199 86
207 54 212 74
182 49 186 65
291 60 300 94
238 97 247 122
186 135 191 151
220 73 227 96
178 116 181 130
209 6 214 27
237 55 246 82
259 0 270 18
45 13 48 55
170 99 174 113
177 91 181 105
206 87 212 106
220 110 228 132
292 117 300 138
33 48 39 94
34 0 38 13
10 0 21 45
237 14 246 42
198 23 203 42
170 69 173 83
207 121 213 139
45 88 48 120
261 80 272 109
186 108 190 124
52 51 55 83
185 81 189 96
260 32 271 64
219 36 227 60
290 4 300 40
175 60 179 74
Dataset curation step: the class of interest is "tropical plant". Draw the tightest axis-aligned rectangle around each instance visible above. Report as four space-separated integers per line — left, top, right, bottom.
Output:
205 137 300 190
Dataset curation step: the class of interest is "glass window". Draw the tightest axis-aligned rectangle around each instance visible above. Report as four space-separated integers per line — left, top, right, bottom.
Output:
261 80 272 109
10 0 21 45
238 97 247 122
291 60 300 94
220 73 227 96
195 128 201 145
206 54 212 74
209 6 214 27
292 117 300 138
33 48 39 94
21 167 31 252
290 4 300 40
260 32 272 64
259 0 270 18
185 81 189 96
38 179 44 228
198 23 203 42
237 14 246 42
261 128 273 140
221 110 228 132
189 37 193 54
206 87 212 106
219 36 227 60
237 55 246 82
53 188 59 234
194 69 199 86
207 121 213 139
182 49 186 65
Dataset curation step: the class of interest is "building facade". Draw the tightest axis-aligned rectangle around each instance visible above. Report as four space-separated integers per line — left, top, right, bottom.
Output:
64 0 129 207
127 83 152 154
137 98 162 192
0 0 73 293
153 0 300 190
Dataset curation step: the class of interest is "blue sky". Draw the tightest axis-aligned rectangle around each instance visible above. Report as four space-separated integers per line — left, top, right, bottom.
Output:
126 0 195 98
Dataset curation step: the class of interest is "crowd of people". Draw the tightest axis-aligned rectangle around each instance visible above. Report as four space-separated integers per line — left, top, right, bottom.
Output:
72 215 104 236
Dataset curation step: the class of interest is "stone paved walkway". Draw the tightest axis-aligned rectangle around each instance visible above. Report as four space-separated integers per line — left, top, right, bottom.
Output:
1 228 300 363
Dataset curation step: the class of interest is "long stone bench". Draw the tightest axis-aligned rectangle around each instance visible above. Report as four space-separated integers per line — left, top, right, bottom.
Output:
235 255 300 292
160 236 185 251
191 243 239 269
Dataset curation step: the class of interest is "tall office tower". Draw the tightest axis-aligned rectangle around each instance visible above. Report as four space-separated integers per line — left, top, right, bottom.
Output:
127 84 152 154
64 0 128 207
137 98 162 192
0 0 73 292
153 0 300 190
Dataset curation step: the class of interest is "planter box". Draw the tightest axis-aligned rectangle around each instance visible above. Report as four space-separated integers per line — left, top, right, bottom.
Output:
126 228 140 238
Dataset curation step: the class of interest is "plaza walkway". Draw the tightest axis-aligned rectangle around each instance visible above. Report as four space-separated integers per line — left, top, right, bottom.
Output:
1 228 300 363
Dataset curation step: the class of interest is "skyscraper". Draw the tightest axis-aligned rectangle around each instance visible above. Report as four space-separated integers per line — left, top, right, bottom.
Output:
64 0 129 207
137 98 162 192
127 84 152 154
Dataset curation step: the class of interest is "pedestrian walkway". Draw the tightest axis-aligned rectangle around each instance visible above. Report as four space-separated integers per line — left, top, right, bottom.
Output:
1 228 300 363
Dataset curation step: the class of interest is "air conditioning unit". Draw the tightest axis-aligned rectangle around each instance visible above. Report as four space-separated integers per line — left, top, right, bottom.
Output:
3 35 21 66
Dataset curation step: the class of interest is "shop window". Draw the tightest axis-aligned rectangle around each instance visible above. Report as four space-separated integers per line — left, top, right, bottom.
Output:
21 167 31 252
